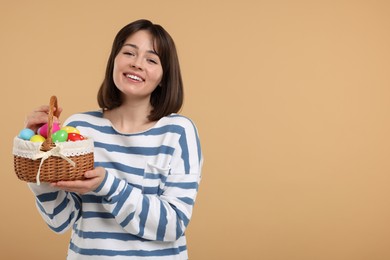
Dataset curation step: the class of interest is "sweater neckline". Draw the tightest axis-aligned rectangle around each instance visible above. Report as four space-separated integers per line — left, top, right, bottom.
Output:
96 110 170 136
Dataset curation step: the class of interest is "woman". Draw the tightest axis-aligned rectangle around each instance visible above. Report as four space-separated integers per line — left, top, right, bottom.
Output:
26 19 203 259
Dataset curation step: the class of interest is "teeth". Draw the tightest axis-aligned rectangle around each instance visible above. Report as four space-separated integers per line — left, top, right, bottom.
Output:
126 74 142 81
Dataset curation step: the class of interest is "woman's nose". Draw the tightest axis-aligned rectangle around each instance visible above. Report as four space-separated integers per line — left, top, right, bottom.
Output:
130 57 143 70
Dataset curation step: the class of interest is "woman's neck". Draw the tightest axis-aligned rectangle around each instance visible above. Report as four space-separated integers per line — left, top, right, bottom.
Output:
104 100 155 133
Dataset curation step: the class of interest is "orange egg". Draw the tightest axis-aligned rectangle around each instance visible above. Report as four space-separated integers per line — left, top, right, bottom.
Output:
61 126 80 134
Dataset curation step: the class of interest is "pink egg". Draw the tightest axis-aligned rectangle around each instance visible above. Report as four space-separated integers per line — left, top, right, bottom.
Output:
38 123 61 138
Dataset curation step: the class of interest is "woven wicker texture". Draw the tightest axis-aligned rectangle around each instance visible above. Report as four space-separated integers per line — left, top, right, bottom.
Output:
13 96 94 183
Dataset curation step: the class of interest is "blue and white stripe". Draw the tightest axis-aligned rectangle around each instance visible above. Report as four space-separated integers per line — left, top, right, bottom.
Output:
29 111 203 259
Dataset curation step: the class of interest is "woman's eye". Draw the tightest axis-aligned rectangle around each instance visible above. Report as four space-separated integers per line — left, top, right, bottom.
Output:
124 52 134 56
147 59 158 64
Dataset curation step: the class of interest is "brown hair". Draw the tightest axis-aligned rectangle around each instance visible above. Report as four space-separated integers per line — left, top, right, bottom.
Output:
97 19 184 121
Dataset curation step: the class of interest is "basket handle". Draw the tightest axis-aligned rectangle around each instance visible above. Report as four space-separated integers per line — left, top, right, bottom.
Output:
41 95 59 151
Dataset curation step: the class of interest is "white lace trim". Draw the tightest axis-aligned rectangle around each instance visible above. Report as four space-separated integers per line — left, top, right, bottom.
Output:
13 136 94 158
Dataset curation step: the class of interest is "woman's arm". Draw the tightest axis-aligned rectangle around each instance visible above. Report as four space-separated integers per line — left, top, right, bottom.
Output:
54 117 203 241
28 183 82 233
97 118 203 241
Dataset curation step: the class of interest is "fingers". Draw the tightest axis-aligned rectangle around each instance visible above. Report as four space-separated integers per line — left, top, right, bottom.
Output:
84 167 105 179
51 180 84 190
51 179 97 194
25 105 49 128
54 107 63 122
50 168 105 194
24 105 63 131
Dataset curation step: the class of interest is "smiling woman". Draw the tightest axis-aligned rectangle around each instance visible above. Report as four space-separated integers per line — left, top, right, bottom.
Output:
23 19 203 260
112 30 163 108
98 20 184 122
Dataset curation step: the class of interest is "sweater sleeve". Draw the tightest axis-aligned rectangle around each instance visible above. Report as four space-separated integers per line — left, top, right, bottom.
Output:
92 118 203 241
28 183 81 233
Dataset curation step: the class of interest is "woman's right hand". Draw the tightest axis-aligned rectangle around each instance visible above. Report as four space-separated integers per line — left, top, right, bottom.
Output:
24 105 63 133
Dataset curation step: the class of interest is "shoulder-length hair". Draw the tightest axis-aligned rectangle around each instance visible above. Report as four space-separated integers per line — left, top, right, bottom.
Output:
97 19 184 121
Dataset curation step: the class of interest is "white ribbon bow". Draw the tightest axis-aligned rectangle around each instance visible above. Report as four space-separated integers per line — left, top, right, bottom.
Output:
32 145 76 185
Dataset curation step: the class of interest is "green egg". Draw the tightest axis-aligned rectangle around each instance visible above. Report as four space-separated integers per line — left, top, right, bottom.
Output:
52 129 68 142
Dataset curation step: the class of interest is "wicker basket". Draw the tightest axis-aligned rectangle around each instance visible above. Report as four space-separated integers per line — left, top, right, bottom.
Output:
13 96 94 184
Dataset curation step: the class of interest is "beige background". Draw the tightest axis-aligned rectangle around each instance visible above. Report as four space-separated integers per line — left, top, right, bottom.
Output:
1 0 390 259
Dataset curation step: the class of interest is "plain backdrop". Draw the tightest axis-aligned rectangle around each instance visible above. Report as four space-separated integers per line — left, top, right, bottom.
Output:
2 0 390 259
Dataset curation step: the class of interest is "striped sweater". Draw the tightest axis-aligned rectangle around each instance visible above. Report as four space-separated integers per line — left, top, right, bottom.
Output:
28 111 203 259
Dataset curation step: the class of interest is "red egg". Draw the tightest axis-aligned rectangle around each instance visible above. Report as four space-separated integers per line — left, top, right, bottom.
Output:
67 133 85 142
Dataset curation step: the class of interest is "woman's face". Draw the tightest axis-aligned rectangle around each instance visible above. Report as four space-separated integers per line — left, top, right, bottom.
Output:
113 30 163 102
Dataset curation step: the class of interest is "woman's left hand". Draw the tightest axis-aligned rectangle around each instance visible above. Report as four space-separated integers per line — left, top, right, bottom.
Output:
50 167 106 194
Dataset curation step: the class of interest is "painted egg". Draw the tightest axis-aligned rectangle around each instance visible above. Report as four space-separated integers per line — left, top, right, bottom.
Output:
39 122 61 138
61 126 80 134
18 128 35 140
67 133 85 142
30 135 46 143
52 129 68 142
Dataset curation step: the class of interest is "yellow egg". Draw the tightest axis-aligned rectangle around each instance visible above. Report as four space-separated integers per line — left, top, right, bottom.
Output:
30 135 46 143
61 126 80 134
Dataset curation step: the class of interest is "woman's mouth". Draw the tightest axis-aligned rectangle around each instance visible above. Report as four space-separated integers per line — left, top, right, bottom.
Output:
125 73 144 82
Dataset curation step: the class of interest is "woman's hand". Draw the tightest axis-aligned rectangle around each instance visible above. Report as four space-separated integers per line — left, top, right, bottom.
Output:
50 167 106 194
25 105 63 133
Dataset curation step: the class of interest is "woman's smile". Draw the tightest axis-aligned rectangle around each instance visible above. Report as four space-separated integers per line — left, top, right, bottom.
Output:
113 30 163 100
124 72 144 82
